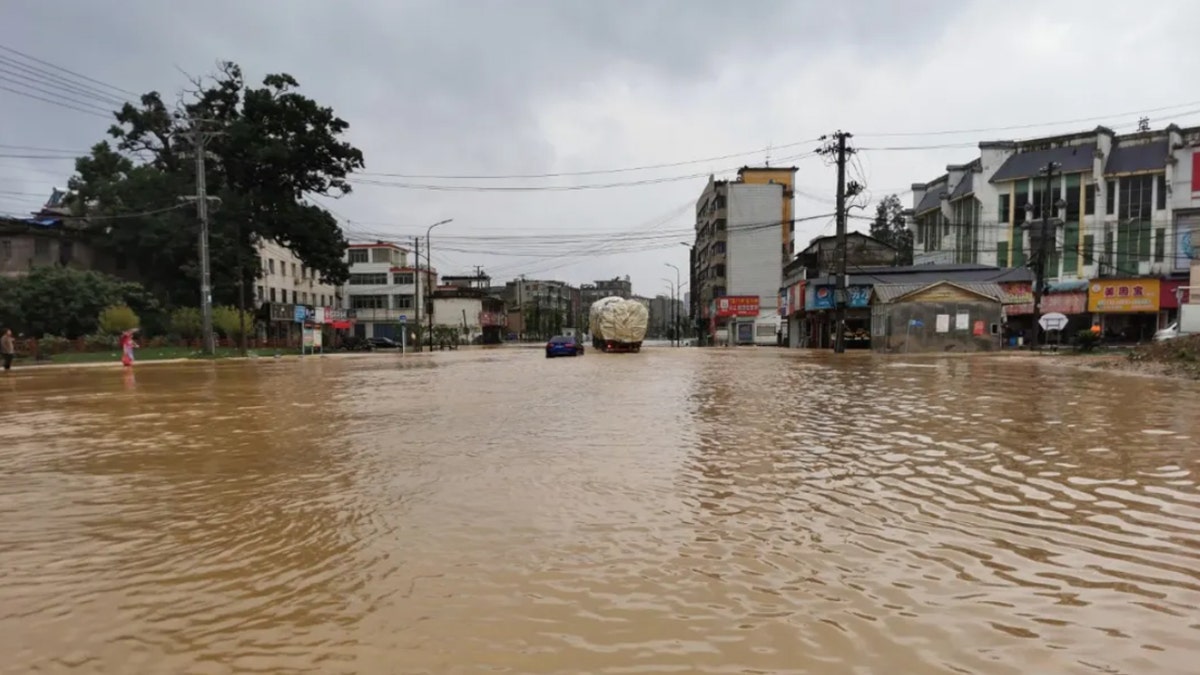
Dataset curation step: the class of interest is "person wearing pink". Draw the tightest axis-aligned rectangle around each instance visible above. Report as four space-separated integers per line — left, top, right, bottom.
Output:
120 329 139 367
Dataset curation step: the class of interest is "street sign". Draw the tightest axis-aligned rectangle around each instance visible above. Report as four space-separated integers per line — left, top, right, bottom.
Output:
1038 312 1069 332
399 314 407 324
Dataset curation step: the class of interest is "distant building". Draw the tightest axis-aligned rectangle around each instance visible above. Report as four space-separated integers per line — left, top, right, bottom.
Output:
580 276 632 310
341 241 435 341
503 277 579 339
0 189 112 279
431 286 506 344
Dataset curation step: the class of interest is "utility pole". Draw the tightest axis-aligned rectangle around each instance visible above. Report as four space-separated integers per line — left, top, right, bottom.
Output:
1028 161 1061 351
237 225 249 356
413 236 421 348
178 122 223 356
665 262 681 346
818 131 853 354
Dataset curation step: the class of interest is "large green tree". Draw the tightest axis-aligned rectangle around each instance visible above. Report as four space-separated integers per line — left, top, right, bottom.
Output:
870 194 914 265
68 62 364 309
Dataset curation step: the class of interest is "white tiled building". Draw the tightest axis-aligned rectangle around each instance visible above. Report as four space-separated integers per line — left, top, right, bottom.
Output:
254 238 341 308
909 123 1200 339
911 124 1200 282
342 241 436 340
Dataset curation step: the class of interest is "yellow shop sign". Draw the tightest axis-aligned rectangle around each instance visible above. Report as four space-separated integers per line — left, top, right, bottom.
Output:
1087 279 1161 313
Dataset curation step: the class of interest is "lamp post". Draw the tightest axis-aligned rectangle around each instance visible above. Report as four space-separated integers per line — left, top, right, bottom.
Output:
424 218 453 351
661 278 677 346
665 262 681 347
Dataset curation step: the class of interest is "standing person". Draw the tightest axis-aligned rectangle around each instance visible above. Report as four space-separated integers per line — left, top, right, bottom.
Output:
1 329 14 372
120 329 139 367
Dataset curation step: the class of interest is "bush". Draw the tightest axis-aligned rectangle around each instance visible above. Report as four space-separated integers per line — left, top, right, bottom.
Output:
83 333 118 350
98 304 140 334
170 307 203 341
37 335 71 355
1075 329 1101 353
212 306 255 340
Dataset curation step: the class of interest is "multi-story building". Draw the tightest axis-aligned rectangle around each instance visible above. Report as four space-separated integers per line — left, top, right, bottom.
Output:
648 293 686 339
254 238 341 309
909 123 1200 340
503 277 578 339
341 241 435 340
692 167 793 345
580 276 632 309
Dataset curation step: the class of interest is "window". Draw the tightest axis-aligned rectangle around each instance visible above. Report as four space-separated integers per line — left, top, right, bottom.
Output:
269 259 276 274
1156 174 1167 211
279 260 287 277
257 286 264 302
301 292 308 304
1065 174 1081 222
1119 175 1153 221
393 272 415 285
1063 222 1079 275
1103 231 1114 273
997 241 1009 268
270 287 277 303
350 294 388 309
371 248 391 264
1015 185 1029 222
1155 227 1166 262
291 263 297 278
392 294 415 309
1012 234 1025 268
1106 180 1115 215
1084 183 1095 216
998 194 1011 225
300 265 306 279
319 294 325 306
1083 234 1095 267
349 249 369 264
349 273 388 285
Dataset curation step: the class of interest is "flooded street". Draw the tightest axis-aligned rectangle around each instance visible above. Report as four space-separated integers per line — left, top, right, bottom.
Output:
1 348 1199 674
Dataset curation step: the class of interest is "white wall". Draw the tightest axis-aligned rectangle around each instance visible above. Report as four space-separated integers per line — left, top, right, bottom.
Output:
727 181 783 310
255 238 341 307
433 296 483 340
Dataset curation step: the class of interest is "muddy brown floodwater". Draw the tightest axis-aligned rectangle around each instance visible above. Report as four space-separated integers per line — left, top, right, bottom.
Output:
1 348 1199 674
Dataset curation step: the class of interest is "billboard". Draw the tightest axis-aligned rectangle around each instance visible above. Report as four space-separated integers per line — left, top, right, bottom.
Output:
714 295 760 318
811 284 870 310
1087 279 1161 313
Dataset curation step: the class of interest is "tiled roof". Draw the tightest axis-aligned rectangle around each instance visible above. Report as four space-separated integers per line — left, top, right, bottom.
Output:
990 143 1096 182
949 170 974 200
1105 139 1168 175
914 175 948 214
872 281 1006 304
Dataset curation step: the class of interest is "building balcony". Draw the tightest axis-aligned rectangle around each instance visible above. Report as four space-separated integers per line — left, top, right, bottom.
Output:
351 308 416 322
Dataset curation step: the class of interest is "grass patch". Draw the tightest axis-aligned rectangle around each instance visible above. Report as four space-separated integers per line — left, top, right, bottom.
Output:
45 346 301 364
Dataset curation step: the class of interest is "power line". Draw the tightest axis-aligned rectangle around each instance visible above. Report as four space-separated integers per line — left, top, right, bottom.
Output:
0 84 113 119
0 56 126 108
0 42 138 97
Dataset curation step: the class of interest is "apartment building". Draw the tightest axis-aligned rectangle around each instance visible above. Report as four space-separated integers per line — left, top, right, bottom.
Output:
254 238 342 309
341 241 435 340
504 277 579 338
909 123 1200 339
692 168 791 345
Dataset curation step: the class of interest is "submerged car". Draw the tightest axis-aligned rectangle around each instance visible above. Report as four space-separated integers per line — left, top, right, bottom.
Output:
545 335 584 358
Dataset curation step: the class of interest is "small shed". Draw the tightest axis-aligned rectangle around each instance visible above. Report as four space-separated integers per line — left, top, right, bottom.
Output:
870 281 1004 353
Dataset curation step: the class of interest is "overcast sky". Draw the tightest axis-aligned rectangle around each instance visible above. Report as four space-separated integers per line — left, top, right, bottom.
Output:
3 0 1198 297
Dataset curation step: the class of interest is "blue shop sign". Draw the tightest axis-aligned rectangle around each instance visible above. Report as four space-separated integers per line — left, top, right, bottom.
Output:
811 284 871 309
294 305 313 323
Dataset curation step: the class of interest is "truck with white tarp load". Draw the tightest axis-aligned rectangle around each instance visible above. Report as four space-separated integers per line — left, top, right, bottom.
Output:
589 297 648 353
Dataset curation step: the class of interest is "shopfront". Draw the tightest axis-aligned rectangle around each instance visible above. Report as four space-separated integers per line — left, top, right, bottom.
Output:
999 281 1089 345
808 284 872 349
1088 278 1161 342
711 295 763 345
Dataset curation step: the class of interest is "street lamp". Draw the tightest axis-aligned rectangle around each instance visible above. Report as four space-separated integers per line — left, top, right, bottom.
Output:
665 262 681 347
661 278 677 346
424 218 453 351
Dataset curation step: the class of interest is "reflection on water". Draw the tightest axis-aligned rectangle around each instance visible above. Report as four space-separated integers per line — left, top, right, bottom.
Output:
0 350 1198 673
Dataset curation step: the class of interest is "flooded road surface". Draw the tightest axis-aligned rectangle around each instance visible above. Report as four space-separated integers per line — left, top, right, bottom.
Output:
1 349 1199 674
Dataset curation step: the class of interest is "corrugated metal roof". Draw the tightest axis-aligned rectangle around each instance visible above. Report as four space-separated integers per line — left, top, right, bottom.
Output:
807 264 1034 287
873 281 1006 304
1104 139 1168 175
990 143 1096 182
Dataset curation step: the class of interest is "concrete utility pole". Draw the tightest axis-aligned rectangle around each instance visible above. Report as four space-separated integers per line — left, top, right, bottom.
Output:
178 122 223 356
413 236 421 347
665 262 680 346
1027 161 1062 350
825 131 854 354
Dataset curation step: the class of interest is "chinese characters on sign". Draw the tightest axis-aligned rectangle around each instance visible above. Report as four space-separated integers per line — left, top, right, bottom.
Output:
714 295 760 318
1087 279 1162 313
811 285 870 309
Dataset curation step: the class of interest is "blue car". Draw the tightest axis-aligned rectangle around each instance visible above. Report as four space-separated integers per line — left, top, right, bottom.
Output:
545 336 584 358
